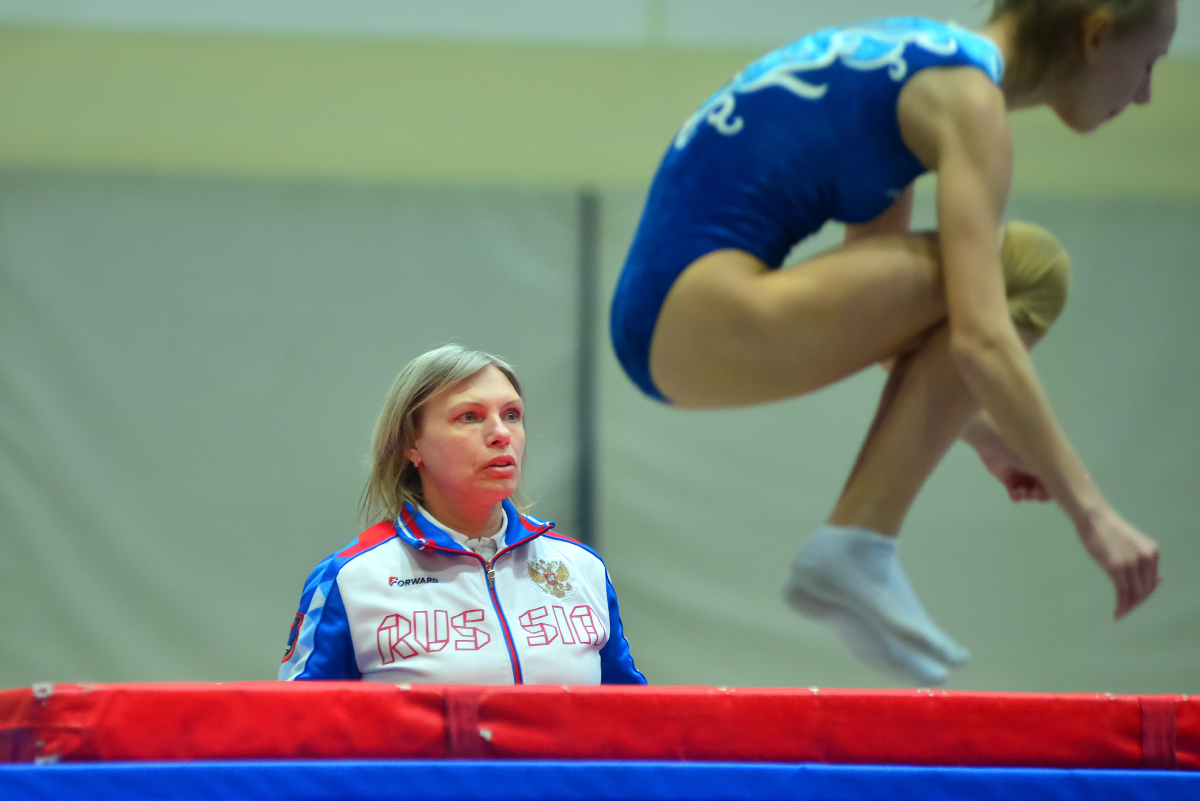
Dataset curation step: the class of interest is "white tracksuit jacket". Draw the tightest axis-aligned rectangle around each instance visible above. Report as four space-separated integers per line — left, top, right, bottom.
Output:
279 500 645 685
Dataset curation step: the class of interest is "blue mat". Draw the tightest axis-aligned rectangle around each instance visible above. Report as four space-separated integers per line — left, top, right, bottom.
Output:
1 760 1196 800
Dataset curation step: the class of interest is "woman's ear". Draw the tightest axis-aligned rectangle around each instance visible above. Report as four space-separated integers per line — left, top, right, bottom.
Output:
1081 8 1116 63
407 447 422 468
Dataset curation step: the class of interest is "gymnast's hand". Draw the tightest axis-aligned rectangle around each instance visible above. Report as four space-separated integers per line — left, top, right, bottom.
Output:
1077 508 1161 620
961 414 1050 502
977 447 1051 503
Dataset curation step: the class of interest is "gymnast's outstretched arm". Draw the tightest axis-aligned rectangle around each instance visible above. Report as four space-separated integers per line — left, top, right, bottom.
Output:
846 184 1052 504
898 65 1160 618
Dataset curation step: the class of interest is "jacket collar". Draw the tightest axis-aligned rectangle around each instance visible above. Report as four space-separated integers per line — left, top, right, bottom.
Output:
393 499 553 555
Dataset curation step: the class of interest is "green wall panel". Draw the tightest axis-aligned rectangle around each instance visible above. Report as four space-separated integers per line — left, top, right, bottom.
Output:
0 26 1195 194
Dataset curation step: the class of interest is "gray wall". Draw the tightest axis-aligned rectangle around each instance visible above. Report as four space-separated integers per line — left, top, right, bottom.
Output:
0 172 579 682
1 169 1196 692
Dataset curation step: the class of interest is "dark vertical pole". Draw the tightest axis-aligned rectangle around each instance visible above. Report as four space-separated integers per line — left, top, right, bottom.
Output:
576 188 601 550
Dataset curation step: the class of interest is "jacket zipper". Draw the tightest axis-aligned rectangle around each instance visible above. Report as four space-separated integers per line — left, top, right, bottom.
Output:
478 552 523 684
399 512 552 685
477 524 551 684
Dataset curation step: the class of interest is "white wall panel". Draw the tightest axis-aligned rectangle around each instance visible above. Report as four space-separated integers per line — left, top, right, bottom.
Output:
1 172 1198 692
0 0 646 42
1 0 1195 53
663 0 989 46
0 172 580 684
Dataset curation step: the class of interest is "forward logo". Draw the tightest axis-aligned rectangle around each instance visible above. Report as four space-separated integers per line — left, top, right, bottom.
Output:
389 575 439 588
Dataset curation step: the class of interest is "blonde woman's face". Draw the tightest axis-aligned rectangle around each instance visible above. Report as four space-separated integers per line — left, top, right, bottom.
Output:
1052 1 1176 132
407 366 525 508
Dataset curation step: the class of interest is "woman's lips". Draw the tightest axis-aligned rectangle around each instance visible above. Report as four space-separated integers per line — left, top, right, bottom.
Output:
483 456 517 476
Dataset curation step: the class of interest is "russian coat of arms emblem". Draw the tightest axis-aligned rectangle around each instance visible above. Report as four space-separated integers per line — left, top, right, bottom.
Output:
525 558 575 599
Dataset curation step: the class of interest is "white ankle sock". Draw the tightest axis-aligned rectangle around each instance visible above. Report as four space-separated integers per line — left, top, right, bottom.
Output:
784 524 970 669
785 577 949 686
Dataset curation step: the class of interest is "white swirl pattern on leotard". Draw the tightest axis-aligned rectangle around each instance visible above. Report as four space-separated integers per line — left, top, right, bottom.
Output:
674 22 984 150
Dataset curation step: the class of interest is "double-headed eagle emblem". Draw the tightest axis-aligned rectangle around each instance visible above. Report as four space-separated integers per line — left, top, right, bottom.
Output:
526 559 574 600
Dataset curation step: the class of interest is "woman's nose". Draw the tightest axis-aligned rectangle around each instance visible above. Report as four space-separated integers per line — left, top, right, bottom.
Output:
1134 74 1153 105
487 415 512 446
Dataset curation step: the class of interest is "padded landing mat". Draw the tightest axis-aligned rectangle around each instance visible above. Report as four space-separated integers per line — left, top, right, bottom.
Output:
1 760 1198 801
1 683 1195 768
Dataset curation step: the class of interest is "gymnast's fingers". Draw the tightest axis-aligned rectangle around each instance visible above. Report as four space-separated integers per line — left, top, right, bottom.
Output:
1132 539 1162 611
1112 568 1133 620
1136 547 1162 609
1123 564 1145 620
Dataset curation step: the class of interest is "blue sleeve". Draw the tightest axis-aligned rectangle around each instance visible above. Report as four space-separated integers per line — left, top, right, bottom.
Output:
279 557 362 681
598 573 647 685
295 580 361 680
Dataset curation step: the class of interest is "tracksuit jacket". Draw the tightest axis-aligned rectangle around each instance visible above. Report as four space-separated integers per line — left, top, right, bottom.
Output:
279 499 645 685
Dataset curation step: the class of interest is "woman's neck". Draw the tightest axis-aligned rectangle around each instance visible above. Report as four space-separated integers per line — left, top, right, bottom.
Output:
420 492 506 539
977 14 1053 110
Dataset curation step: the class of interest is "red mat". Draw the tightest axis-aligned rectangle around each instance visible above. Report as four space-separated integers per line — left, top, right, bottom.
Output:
0 683 1194 769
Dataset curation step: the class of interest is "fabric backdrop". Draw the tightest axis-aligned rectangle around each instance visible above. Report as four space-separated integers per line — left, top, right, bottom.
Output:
0 171 579 682
0 170 1196 692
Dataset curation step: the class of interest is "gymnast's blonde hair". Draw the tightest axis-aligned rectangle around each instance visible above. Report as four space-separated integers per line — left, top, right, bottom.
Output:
991 0 1170 94
362 344 526 524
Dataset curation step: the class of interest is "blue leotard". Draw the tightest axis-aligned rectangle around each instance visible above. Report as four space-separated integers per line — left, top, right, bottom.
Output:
610 17 1003 402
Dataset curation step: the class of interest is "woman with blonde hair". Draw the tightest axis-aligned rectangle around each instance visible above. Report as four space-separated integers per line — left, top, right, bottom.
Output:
280 344 645 685
610 0 1174 683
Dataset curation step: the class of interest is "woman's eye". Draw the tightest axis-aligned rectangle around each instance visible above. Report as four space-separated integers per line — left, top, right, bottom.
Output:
461 411 478 422
506 410 521 421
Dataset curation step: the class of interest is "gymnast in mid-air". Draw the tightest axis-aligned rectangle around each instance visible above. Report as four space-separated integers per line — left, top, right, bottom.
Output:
610 0 1174 683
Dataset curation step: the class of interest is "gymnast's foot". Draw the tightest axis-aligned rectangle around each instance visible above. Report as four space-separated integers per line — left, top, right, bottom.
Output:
784 576 950 686
783 525 970 678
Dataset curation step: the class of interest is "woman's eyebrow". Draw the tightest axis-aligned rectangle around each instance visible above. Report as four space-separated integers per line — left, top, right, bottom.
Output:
445 397 521 412
444 399 484 413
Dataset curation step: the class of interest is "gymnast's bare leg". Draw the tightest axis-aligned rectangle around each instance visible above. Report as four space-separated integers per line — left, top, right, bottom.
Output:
650 227 982 683
650 216 1158 683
